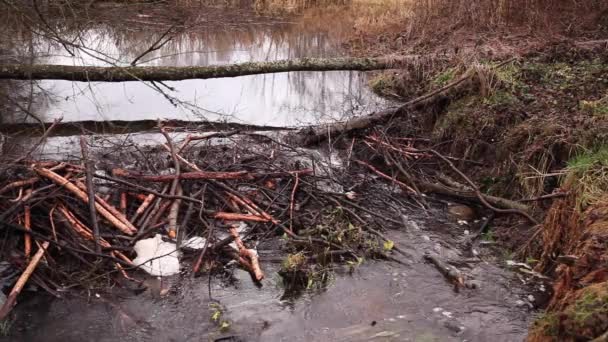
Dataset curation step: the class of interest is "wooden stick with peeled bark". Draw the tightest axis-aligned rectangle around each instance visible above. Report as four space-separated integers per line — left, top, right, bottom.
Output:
0 241 49 320
230 226 264 281
56 204 132 265
74 180 135 232
131 193 155 223
213 212 270 222
24 190 32 258
34 167 137 235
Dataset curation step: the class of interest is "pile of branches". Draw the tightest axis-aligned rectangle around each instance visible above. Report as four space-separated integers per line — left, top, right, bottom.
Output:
0 124 408 320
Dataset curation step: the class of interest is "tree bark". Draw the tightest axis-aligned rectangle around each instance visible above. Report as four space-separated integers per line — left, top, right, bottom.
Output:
0 56 425 82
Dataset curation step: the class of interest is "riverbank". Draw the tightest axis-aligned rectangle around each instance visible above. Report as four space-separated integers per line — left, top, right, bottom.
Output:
341 3 608 339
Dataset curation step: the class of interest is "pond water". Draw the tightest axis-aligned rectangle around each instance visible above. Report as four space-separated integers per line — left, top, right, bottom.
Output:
0 4 535 342
3 5 388 128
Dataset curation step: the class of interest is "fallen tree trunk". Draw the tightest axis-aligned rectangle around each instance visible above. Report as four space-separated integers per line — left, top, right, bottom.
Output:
290 69 477 146
417 181 531 212
0 56 427 82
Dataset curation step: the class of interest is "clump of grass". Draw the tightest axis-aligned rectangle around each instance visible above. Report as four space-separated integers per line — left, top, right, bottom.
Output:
533 312 560 337
565 146 608 210
580 95 608 117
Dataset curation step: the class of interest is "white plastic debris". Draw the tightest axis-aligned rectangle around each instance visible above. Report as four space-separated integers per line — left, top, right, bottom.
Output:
441 311 453 318
133 234 180 276
433 307 443 313
457 220 468 226
528 295 535 302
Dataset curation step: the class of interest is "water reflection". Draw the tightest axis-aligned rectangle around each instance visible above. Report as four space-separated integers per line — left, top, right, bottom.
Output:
9 7 388 127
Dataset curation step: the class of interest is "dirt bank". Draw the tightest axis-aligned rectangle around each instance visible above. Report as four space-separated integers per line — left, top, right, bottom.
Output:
341 11 608 339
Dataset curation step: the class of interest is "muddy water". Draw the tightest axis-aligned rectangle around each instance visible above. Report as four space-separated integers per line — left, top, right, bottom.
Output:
1 5 534 342
4 206 533 342
5 7 387 127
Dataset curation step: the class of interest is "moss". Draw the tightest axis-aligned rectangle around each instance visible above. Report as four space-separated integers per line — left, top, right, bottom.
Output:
561 283 608 340
533 312 560 337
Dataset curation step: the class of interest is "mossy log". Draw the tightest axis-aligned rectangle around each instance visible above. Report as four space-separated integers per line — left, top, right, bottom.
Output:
0 56 425 82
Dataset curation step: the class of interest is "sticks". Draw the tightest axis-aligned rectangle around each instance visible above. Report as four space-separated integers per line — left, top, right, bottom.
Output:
229 226 264 281
80 136 101 253
34 167 137 235
0 241 50 320
111 168 314 182
429 150 539 224
159 122 181 239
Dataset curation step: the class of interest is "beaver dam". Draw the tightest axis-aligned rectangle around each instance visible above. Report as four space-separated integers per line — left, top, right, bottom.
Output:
1 1 607 341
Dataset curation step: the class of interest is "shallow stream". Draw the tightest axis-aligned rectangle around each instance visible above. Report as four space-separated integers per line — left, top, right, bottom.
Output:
0 3 535 341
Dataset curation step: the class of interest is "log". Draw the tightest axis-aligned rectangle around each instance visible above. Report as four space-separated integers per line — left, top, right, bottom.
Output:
417 181 531 212
0 56 426 82
112 168 313 182
424 252 464 287
0 241 49 320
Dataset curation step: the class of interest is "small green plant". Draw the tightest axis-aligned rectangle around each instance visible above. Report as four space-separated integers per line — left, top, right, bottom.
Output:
432 67 456 87
482 230 495 242
209 302 231 333
534 312 560 336
569 290 608 328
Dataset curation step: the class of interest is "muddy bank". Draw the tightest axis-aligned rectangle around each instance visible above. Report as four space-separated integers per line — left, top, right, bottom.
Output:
355 42 608 340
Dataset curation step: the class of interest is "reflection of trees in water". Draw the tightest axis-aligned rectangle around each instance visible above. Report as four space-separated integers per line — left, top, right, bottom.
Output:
0 3 382 126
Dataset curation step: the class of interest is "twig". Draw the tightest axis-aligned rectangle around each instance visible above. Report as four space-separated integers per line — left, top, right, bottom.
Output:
429 150 539 225
289 173 300 232
80 136 101 253
159 121 181 239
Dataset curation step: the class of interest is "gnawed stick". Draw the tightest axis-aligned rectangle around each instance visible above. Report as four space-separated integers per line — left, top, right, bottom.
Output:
0 241 50 320
0 177 38 195
229 226 264 281
34 167 136 235
131 193 155 223
74 180 135 233
55 204 133 265
24 190 32 259
212 212 270 222
225 192 278 224
120 192 127 216
167 184 182 239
